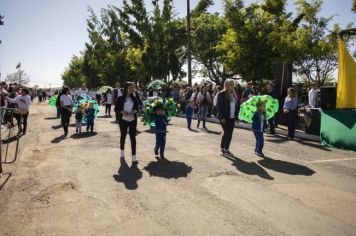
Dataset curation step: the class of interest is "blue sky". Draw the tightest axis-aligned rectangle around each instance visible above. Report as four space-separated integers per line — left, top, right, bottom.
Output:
0 0 355 88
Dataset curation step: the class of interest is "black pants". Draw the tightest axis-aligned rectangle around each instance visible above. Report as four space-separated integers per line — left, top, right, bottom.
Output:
220 118 235 150
87 118 94 132
15 112 29 134
268 117 275 134
61 108 72 135
119 119 137 155
285 110 297 138
105 104 112 115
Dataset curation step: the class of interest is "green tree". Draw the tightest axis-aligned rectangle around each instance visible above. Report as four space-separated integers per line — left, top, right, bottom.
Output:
191 13 230 85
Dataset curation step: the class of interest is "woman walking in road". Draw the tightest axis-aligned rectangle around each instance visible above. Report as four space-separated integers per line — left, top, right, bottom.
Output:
217 79 238 156
60 86 73 136
7 88 31 135
283 87 298 140
115 82 139 164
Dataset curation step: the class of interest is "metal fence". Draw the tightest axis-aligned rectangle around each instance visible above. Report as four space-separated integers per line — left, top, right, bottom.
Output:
0 107 23 190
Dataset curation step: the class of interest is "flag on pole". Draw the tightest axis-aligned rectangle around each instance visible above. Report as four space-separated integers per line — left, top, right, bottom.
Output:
336 37 356 109
16 62 21 69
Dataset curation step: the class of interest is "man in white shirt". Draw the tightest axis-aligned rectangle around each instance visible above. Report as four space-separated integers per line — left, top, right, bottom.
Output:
76 83 89 95
308 83 319 108
7 88 32 135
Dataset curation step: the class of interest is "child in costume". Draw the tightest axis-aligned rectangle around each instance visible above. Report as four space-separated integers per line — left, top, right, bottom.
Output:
85 102 95 132
75 107 84 134
154 105 168 159
252 101 266 157
185 99 194 130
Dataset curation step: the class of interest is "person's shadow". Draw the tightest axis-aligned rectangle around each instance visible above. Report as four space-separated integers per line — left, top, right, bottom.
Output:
258 156 316 176
113 158 142 190
222 154 274 180
51 134 67 143
144 159 192 179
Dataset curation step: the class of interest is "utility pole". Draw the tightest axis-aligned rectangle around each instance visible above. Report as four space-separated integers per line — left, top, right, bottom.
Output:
187 0 192 86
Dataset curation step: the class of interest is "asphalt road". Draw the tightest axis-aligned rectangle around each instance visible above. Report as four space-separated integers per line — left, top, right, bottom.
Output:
0 102 355 236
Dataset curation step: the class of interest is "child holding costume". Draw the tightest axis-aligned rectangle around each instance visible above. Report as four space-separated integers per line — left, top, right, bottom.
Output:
252 101 266 157
75 107 84 134
154 106 168 160
185 99 194 130
85 102 95 132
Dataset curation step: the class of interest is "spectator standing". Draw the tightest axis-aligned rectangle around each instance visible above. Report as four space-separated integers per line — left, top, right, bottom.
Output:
308 83 319 108
283 88 298 140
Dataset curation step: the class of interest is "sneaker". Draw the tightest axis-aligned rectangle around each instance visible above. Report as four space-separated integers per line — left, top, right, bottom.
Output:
256 152 265 158
225 150 233 156
160 154 168 161
154 148 158 156
220 149 226 156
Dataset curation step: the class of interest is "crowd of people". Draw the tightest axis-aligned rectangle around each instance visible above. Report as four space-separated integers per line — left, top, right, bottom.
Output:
0 79 320 165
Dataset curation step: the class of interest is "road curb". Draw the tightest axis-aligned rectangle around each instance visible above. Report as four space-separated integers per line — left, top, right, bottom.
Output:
176 113 320 142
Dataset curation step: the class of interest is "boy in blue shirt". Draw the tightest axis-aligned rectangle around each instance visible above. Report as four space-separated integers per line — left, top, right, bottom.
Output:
154 105 168 160
85 102 95 132
252 101 266 157
185 99 194 130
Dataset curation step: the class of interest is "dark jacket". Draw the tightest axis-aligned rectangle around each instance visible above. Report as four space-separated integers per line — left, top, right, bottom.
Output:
113 88 123 105
252 111 266 132
217 91 238 120
185 105 193 117
85 108 95 120
154 114 168 132
114 95 139 121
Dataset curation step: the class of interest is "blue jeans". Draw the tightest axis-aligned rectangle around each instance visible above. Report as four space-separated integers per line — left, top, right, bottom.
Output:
253 131 264 154
155 132 166 155
198 105 208 127
87 119 94 132
186 116 192 129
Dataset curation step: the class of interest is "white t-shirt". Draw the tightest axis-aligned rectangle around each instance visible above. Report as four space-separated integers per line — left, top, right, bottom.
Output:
89 90 97 98
123 97 134 122
10 95 31 112
106 93 113 104
115 88 122 98
230 97 236 119
60 94 72 106
308 88 318 108
77 88 88 95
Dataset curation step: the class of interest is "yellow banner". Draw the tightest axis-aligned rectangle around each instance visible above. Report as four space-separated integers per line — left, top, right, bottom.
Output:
336 37 356 109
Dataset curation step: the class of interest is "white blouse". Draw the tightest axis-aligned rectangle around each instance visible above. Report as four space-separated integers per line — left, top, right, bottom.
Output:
123 97 134 122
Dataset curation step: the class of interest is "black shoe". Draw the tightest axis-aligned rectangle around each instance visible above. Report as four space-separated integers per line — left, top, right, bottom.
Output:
220 149 226 156
160 154 168 161
76 129 78 134
154 148 158 156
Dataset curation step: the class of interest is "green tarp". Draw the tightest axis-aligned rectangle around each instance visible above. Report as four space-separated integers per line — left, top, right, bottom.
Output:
320 110 356 152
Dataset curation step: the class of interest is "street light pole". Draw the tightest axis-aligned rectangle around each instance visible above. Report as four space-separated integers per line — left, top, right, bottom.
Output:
187 0 192 86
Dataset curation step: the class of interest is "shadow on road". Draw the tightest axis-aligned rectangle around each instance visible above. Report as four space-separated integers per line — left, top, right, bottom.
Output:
222 154 274 180
51 134 67 143
203 129 222 135
144 159 192 179
44 117 59 120
113 158 142 190
70 132 97 139
51 124 62 130
0 173 12 191
2 135 19 144
258 157 316 176
296 140 331 152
